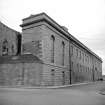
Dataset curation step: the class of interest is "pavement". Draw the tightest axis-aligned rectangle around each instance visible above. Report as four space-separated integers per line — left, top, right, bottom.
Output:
0 81 105 105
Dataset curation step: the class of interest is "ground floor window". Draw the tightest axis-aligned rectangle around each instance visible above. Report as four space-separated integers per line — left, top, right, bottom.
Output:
51 69 55 86
62 71 65 85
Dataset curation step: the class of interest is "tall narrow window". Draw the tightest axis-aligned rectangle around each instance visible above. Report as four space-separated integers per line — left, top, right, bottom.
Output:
76 49 78 58
17 33 21 55
77 63 79 72
85 54 87 62
62 71 65 85
71 45 73 55
51 35 55 63
2 39 8 56
80 51 81 59
71 62 73 70
82 53 84 63
51 69 55 86
11 44 15 54
62 41 65 66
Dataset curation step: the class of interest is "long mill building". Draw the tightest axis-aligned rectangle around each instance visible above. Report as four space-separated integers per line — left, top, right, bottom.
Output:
0 13 102 86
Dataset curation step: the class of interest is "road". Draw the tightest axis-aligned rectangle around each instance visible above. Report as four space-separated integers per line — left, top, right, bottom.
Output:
0 81 105 105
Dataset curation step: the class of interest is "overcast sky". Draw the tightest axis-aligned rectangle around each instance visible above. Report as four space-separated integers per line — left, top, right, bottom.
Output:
0 0 105 74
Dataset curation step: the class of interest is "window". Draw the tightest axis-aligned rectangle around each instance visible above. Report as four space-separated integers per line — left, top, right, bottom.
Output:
88 67 89 72
88 56 90 64
11 44 15 54
62 71 65 85
51 35 55 63
62 41 65 66
77 63 79 71
2 39 8 56
95 67 97 71
85 54 87 62
17 33 21 55
76 49 78 57
80 51 81 59
51 69 55 75
86 67 87 72
82 53 84 62
87 56 89 63
80 65 82 71
71 62 73 70
81 65 83 72
71 45 73 55
78 64 80 72
51 69 55 85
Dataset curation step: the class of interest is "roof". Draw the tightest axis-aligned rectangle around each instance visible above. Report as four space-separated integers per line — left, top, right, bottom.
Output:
0 54 42 64
20 12 102 62
0 21 21 36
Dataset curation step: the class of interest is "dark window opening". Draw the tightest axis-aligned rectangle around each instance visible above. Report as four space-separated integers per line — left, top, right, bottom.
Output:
51 35 55 63
17 33 21 55
2 39 8 56
62 41 65 66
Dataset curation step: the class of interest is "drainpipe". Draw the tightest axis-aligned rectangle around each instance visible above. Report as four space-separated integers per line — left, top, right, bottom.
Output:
69 41 72 84
22 62 25 85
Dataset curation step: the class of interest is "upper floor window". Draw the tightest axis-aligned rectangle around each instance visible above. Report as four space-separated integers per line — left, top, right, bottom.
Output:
71 45 73 55
80 51 81 59
85 54 87 62
77 63 79 71
2 39 8 56
62 41 65 66
87 55 88 63
51 35 55 63
80 65 82 71
82 52 84 62
71 62 73 70
11 44 15 54
76 49 78 57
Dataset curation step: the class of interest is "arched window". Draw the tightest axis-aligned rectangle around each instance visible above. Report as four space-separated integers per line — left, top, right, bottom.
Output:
51 35 55 63
2 39 8 56
62 41 65 66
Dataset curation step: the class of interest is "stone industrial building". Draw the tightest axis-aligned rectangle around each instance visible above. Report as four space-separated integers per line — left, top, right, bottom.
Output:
0 13 102 86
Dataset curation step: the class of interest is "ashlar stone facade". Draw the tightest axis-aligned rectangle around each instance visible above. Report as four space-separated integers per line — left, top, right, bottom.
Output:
20 13 102 86
0 22 21 56
0 13 103 86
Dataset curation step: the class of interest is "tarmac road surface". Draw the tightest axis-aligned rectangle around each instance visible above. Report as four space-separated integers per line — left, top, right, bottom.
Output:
0 81 105 105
